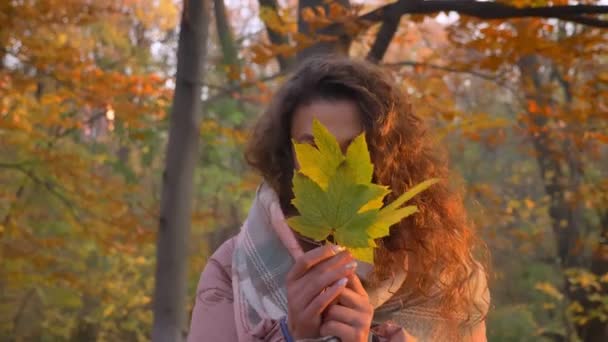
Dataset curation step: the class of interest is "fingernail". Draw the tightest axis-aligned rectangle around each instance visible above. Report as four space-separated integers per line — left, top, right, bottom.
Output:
331 244 345 253
345 261 358 269
336 277 348 287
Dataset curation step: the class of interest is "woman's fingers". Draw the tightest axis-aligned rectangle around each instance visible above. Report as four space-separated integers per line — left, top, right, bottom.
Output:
306 277 348 315
287 244 342 281
320 320 361 341
338 287 373 313
346 272 366 296
324 304 367 327
296 251 357 305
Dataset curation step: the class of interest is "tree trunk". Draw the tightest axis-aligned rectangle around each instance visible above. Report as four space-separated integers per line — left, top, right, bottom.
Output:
214 0 239 72
152 1 211 341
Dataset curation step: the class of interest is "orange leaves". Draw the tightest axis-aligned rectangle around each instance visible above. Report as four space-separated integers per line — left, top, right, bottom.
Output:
133 0 179 30
300 2 360 34
300 6 332 32
252 2 364 67
585 132 608 145
259 6 295 35
250 43 299 65
527 99 540 113
0 0 179 339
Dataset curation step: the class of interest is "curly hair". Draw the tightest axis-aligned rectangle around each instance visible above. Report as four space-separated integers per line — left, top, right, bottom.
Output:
245 56 488 323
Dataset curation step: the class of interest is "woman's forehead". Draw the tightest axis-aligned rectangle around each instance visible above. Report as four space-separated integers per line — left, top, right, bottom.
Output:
290 99 363 147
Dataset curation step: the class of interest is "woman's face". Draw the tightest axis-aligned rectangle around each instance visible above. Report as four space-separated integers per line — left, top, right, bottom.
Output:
290 99 363 154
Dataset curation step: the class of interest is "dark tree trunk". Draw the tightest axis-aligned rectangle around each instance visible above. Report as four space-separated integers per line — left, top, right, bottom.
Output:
152 1 211 341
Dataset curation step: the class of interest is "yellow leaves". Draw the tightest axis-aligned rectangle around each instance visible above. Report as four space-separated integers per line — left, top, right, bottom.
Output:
103 304 116 318
57 33 68 46
566 268 602 291
133 0 179 30
200 119 247 145
568 300 585 314
0 0 178 339
250 43 299 65
534 282 564 301
259 6 295 35
542 302 556 310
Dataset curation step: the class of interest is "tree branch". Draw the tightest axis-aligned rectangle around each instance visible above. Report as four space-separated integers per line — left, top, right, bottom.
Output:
359 1 608 28
366 0 405 62
384 60 499 81
384 60 522 96
202 71 283 104
0 163 79 218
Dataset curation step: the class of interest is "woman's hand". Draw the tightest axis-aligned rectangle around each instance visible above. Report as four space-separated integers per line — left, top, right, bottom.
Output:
320 273 374 342
286 244 358 339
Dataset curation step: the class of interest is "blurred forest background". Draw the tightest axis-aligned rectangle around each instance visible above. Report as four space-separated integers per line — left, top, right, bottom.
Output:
1 0 607 341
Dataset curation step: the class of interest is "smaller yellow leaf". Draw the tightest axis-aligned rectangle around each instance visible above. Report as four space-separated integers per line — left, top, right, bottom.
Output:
103 304 115 317
535 282 564 301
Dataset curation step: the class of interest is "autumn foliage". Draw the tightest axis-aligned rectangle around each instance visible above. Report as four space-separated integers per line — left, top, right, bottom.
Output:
1 0 607 341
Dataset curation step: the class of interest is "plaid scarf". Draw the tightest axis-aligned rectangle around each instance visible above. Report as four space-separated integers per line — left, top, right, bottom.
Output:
231 183 409 340
231 183 489 341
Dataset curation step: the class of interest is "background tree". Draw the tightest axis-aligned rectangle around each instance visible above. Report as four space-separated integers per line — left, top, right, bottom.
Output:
152 1 211 341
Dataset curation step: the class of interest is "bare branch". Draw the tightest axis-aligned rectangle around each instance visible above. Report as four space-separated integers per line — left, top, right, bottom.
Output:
384 60 499 81
202 71 284 104
359 1 608 28
383 60 521 96
0 163 78 218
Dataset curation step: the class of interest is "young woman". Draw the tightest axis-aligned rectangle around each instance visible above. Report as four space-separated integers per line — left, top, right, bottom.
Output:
187 57 490 341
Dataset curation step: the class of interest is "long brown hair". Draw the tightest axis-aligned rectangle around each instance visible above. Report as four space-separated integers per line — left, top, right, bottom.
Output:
245 56 488 322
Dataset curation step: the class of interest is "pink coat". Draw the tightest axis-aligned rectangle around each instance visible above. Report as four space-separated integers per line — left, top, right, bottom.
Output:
188 238 285 341
187 238 421 342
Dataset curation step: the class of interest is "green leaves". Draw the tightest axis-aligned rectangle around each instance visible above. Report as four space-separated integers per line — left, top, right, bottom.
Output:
288 119 438 263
